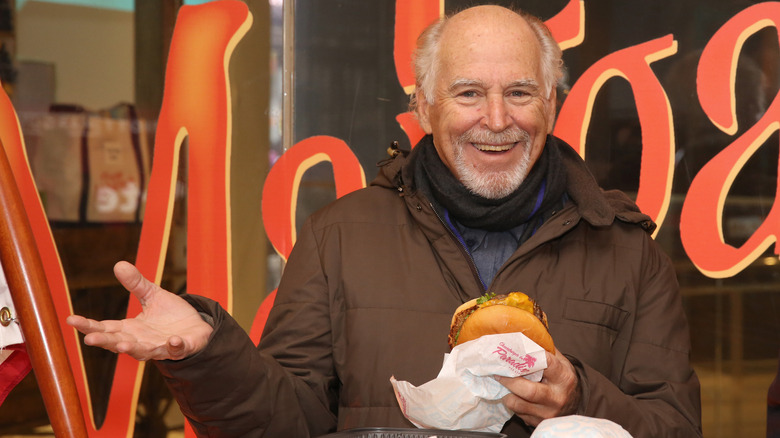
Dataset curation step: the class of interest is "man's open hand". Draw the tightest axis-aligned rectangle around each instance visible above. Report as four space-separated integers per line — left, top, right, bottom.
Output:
66 261 213 361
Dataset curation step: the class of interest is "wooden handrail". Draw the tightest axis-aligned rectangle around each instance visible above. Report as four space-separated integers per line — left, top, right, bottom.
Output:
0 141 88 437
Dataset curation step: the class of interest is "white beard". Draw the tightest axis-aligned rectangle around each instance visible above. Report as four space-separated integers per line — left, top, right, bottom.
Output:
453 127 533 199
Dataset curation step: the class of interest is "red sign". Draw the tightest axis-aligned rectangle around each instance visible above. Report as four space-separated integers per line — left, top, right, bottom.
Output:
0 0 777 435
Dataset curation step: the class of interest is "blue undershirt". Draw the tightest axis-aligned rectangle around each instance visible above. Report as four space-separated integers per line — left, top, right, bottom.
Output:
449 217 528 289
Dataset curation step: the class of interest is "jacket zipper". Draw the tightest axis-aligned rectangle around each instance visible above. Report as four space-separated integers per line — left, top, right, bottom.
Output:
427 201 487 293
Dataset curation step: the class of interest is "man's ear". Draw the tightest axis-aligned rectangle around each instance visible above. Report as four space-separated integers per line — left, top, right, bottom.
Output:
415 88 434 134
545 87 558 133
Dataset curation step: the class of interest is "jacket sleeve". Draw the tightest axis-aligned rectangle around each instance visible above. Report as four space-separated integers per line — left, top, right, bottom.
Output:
154 218 338 437
572 236 702 438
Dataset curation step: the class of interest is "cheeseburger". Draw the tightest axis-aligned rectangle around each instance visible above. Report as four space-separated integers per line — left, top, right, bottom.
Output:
448 291 555 352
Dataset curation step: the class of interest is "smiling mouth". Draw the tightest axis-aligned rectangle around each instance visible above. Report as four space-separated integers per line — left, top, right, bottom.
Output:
473 143 515 152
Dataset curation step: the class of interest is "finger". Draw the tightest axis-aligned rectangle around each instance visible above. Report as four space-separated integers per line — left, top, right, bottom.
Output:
540 351 562 382
83 331 133 352
495 375 543 401
83 329 161 359
115 337 185 361
501 391 546 425
113 261 158 304
66 314 91 331
113 340 164 361
66 315 109 334
517 413 543 428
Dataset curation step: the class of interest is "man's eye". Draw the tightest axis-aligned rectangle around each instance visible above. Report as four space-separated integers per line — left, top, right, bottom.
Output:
460 90 477 98
509 90 529 98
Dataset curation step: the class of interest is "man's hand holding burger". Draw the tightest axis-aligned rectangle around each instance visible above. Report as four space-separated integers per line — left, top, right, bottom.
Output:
448 291 582 427
495 348 581 427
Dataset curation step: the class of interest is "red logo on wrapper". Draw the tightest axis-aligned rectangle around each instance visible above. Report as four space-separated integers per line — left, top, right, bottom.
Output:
493 342 537 374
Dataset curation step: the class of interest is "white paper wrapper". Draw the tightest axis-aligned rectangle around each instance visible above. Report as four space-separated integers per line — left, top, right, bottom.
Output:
390 332 548 432
531 415 634 437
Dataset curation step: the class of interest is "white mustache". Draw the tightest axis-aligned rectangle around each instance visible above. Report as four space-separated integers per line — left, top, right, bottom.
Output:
457 127 530 147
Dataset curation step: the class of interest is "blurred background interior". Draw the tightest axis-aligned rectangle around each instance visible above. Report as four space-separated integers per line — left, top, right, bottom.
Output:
0 1 777 437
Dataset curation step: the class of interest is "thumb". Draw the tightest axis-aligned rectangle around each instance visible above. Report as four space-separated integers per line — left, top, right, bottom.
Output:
113 260 158 304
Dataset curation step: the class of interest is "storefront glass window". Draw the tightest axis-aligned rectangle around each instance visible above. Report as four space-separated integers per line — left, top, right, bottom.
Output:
0 1 777 437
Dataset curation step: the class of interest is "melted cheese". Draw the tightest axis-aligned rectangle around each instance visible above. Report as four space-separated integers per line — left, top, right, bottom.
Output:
478 291 534 313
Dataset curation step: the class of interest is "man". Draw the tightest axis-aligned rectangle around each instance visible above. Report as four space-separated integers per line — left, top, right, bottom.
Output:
67 5 702 437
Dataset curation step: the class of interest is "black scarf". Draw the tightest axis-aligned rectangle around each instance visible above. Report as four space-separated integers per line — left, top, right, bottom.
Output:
414 134 567 233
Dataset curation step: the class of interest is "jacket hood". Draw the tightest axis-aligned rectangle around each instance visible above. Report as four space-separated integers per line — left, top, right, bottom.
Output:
372 141 409 190
371 135 656 234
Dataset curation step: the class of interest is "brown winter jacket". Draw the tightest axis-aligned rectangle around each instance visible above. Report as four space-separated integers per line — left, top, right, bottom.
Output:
156 136 702 437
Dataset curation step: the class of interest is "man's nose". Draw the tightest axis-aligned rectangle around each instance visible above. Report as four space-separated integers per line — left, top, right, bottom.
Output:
483 96 512 132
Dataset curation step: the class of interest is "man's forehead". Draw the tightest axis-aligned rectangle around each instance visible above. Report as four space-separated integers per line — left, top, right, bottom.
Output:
436 42 544 87
440 6 533 40
437 14 541 64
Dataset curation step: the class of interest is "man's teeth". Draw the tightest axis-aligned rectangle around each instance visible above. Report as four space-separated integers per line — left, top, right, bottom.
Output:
474 143 513 152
